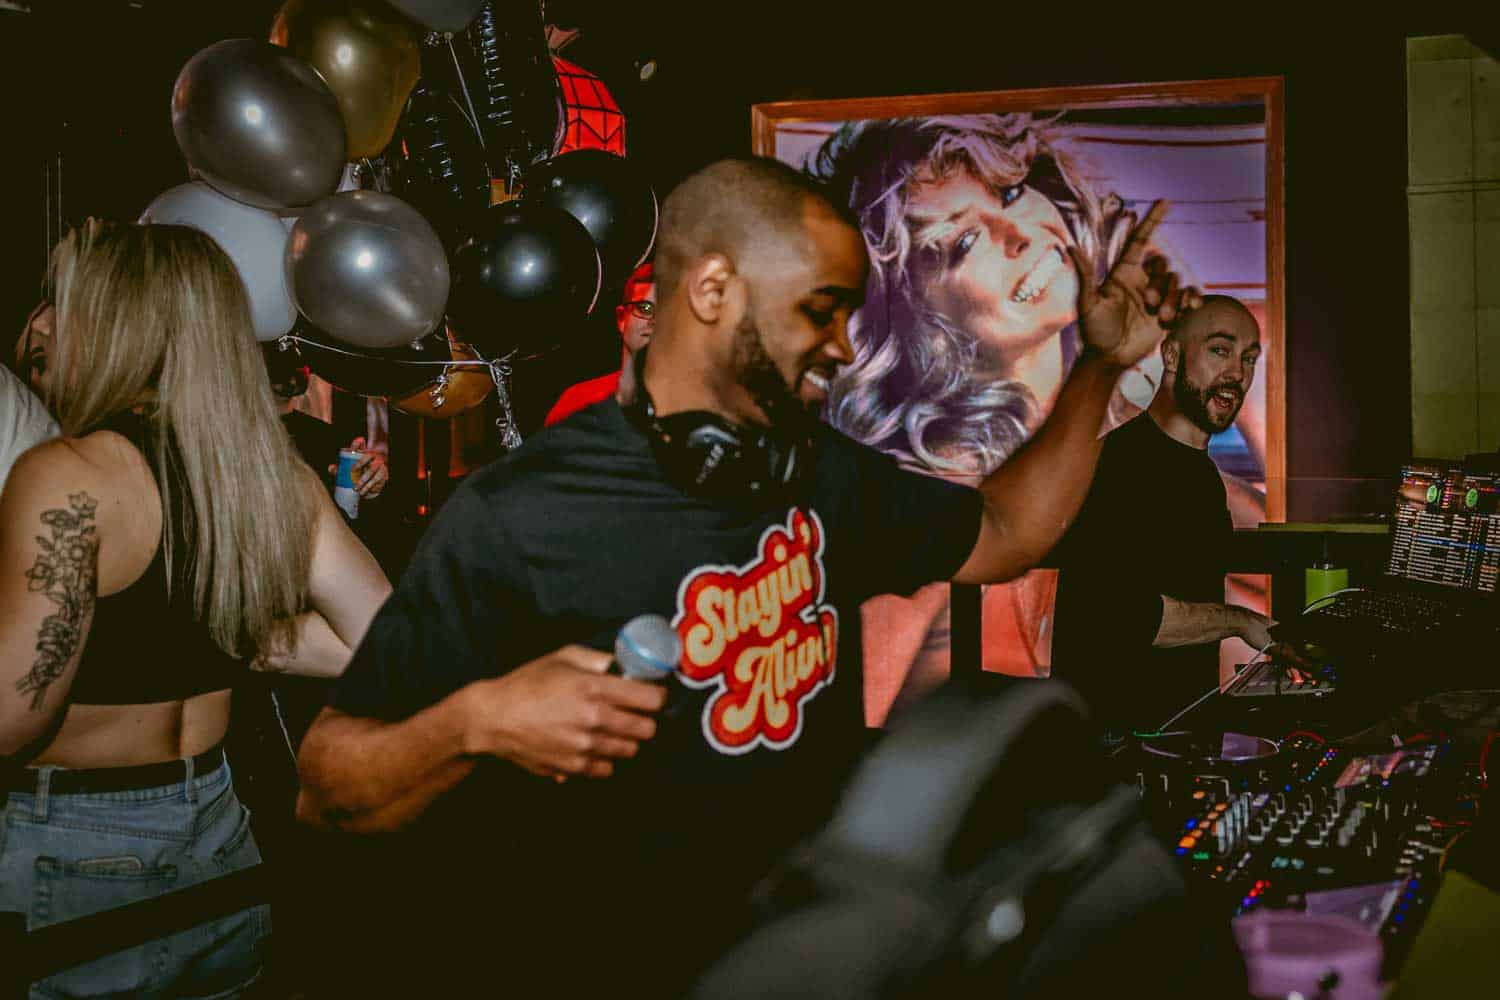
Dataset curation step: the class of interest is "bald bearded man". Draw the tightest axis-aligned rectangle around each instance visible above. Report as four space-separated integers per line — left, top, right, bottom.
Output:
1047 295 1272 737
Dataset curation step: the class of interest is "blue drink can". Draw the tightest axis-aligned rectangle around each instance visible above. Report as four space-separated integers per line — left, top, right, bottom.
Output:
334 448 362 520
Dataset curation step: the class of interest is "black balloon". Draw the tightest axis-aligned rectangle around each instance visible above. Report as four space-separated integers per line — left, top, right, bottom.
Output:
456 0 562 185
293 323 452 398
447 200 601 359
522 150 658 289
389 80 492 251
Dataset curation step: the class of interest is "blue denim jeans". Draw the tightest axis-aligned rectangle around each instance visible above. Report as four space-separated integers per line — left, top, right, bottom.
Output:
0 754 269 999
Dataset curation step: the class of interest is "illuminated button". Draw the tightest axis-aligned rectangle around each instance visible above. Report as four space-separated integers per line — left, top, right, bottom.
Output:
1192 791 1207 800
1178 837 1196 848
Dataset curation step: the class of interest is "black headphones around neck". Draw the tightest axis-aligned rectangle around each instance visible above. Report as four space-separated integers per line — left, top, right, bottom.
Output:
624 346 814 505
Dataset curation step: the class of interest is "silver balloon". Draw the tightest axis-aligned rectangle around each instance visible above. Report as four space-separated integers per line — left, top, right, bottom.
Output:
286 191 450 350
384 0 484 32
172 39 346 210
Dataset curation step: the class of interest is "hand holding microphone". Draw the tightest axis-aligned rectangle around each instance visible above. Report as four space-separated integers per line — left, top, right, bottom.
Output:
462 615 678 783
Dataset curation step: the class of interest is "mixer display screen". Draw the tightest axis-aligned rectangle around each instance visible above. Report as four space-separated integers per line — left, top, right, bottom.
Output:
1334 748 1432 788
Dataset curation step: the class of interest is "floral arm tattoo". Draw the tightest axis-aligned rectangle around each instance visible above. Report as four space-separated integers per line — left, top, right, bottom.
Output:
16 493 99 710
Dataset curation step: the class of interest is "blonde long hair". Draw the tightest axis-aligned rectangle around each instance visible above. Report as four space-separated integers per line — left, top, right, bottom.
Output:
46 221 316 657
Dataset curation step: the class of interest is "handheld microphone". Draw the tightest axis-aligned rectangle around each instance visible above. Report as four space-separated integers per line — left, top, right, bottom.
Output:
610 614 681 682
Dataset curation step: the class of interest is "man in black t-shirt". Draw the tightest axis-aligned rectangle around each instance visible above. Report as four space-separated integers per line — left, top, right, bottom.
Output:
294 158 1198 993
1049 296 1273 736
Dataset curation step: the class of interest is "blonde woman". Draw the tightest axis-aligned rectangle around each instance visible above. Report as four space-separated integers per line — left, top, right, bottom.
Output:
0 221 390 997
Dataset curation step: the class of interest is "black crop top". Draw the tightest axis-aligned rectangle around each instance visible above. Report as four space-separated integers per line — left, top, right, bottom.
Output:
67 413 244 705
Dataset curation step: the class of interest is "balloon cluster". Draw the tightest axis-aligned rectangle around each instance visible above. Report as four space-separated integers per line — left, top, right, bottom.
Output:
143 0 657 433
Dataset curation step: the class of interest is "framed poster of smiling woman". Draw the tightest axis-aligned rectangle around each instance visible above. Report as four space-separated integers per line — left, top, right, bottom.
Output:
752 77 1285 723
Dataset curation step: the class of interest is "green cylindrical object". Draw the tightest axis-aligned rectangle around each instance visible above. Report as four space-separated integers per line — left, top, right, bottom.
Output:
1305 565 1349 607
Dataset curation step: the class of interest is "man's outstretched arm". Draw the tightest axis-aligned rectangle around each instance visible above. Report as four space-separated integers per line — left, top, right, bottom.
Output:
955 202 1200 584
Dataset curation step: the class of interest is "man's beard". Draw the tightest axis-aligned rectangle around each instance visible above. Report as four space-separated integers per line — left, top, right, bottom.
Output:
730 313 815 431
1172 366 1243 435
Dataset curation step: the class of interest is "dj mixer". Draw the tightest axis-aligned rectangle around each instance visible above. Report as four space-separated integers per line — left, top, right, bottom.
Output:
1123 724 1484 983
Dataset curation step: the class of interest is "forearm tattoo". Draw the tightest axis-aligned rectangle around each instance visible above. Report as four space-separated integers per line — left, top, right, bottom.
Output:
16 493 99 709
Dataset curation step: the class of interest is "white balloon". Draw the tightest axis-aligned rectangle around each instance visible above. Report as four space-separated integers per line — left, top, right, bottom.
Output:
141 182 297 342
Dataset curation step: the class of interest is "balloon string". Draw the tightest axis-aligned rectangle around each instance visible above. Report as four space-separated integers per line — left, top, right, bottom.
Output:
485 356 524 451
446 38 485 150
279 334 525 451
359 157 386 194
279 333 489 369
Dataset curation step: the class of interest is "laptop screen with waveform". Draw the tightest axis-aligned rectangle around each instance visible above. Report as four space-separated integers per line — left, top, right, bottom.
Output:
1386 463 1500 594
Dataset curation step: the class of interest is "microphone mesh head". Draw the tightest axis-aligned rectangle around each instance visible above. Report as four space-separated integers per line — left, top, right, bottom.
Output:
615 614 681 680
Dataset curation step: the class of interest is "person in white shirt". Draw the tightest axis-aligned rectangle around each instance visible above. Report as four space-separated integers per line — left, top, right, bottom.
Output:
2 302 61 490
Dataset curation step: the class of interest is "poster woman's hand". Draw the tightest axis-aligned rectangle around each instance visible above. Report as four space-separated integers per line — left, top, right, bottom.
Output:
1069 200 1201 368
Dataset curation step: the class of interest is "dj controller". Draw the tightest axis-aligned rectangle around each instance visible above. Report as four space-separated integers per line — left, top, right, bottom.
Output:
1116 661 1491 989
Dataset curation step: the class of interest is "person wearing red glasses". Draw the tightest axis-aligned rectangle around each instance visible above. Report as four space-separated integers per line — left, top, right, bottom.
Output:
544 260 655 427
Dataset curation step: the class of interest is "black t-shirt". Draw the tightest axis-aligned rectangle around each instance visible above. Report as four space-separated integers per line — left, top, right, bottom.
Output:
327 399 982 989
1047 414 1233 735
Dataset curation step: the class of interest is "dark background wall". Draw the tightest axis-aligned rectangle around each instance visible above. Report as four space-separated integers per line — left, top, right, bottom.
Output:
2 0 1491 520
